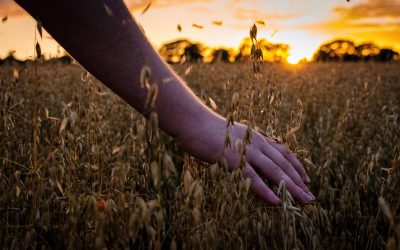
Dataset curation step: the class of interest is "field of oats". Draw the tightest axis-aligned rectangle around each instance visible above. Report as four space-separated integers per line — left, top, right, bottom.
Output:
0 61 399 249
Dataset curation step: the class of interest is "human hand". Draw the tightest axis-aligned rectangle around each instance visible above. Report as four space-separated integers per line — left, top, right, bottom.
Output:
14 0 314 206
177 114 314 205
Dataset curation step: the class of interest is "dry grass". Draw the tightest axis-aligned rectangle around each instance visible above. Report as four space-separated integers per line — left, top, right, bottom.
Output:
0 61 399 249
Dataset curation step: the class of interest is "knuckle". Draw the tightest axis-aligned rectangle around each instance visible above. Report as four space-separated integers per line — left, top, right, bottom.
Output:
282 175 291 184
282 147 291 157
242 167 257 179
271 164 282 176
282 159 292 170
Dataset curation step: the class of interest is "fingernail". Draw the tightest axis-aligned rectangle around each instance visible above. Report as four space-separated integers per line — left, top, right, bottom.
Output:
304 175 311 183
303 191 314 202
307 191 316 200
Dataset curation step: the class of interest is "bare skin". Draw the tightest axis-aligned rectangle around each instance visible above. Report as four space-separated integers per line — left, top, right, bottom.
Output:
15 0 315 205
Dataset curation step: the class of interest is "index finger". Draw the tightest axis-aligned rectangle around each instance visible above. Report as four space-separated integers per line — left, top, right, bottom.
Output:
267 139 310 183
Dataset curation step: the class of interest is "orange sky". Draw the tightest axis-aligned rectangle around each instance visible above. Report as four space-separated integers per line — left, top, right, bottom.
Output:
1 0 400 63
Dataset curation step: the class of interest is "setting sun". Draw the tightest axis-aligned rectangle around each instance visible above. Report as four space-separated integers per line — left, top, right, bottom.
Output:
287 46 312 64
287 53 304 64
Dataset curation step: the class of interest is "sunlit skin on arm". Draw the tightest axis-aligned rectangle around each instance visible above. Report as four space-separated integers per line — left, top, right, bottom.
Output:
15 0 315 205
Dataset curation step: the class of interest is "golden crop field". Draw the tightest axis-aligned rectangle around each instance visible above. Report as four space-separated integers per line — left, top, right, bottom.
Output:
0 61 399 249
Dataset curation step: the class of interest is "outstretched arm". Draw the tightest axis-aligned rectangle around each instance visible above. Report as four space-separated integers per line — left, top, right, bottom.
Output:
15 0 314 204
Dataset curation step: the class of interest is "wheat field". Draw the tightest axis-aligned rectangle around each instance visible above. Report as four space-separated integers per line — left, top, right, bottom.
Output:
0 61 399 249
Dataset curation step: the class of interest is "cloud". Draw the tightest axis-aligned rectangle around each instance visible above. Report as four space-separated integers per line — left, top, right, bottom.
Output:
333 0 400 20
0 0 25 16
234 8 299 21
315 0 400 31
126 0 215 12
303 0 400 51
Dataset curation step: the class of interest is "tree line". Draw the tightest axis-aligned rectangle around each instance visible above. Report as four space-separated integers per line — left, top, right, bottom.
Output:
158 38 290 64
1 39 398 65
159 38 399 64
313 40 399 62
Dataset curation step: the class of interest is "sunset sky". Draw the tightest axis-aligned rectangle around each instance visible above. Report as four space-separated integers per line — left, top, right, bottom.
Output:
1 0 399 63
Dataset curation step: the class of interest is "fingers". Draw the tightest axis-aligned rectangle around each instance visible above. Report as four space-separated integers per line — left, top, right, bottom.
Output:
242 164 281 205
261 142 311 194
267 139 310 182
250 153 314 203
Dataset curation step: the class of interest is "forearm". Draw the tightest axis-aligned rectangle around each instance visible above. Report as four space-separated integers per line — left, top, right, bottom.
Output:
15 0 315 205
15 0 216 138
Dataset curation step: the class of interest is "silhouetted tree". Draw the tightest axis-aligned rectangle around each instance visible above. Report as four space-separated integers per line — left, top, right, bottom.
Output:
377 49 399 62
0 51 24 66
159 39 204 63
48 54 73 64
314 40 358 62
57 55 72 64
314 39 399 62
212 49 230 63
356 43 380 61
235 47 248 62
184 44 203 62
235 38 290 63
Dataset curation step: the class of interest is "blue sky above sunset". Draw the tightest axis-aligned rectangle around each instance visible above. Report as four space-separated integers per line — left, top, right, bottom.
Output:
1 0 399 63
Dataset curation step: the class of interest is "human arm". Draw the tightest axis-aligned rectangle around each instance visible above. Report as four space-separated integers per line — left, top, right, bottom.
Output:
15 0 314 204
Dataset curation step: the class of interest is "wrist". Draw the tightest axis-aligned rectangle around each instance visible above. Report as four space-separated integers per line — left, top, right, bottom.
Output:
175 110 226 163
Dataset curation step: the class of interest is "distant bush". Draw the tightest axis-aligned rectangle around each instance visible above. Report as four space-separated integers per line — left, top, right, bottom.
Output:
314 39 399 62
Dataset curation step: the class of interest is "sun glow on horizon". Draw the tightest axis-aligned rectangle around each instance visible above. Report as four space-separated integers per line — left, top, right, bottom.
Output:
287 46 313 64
287 55 303 64
285 37 321 64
